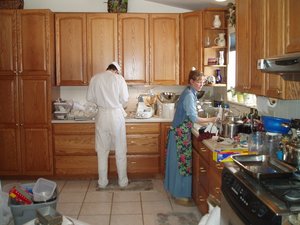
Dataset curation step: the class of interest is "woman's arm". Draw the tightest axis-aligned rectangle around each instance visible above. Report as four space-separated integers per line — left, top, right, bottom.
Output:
196 116 217 124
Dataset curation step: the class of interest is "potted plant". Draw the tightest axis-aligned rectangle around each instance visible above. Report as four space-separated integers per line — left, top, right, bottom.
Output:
226 3 236 27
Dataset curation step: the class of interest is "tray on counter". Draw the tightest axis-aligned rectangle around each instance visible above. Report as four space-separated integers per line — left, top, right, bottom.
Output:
231 154 297 180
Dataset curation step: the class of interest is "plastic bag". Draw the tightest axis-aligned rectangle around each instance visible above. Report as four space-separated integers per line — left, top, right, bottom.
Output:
0 181 13 225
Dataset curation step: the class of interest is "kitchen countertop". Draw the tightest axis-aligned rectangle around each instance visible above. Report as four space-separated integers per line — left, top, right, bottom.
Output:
52 115 173 123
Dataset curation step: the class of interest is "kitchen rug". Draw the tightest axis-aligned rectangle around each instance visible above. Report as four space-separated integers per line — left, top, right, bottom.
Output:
96 179 153 191
156 212 199 225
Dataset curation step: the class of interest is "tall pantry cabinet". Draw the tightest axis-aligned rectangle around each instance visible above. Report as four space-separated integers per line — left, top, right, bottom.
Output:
0 9 54 176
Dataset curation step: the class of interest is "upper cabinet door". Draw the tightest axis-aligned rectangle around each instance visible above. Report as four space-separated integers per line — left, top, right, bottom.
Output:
0 10 53 76
285 0 300 53
0 10 17 76
150 14 179 85
87 13 118 80
55 13 87 85
180 11 202 85
118 14 149 84
17 10 53 76
236 0 265 95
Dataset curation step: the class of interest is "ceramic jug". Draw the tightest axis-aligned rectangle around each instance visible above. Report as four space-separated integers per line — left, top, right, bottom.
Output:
214 33 226 47
213 15 221 28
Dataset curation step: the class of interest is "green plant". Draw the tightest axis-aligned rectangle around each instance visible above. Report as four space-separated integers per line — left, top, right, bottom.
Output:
227 87 236 96
226 3 236 27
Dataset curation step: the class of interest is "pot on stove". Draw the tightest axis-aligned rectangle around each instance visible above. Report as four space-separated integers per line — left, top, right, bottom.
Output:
282 138 300 170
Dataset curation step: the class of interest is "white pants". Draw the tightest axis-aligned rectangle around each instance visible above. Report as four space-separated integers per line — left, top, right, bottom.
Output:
95 108 128 188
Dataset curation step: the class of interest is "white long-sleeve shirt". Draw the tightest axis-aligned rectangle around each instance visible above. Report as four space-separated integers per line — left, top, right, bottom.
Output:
86 70 129 109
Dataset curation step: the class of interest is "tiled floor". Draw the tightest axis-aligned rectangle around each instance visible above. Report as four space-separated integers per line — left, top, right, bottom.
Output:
2 179 202 225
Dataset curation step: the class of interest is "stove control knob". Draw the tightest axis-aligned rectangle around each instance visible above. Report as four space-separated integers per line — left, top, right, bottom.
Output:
250 201 259 214
257 206 267 218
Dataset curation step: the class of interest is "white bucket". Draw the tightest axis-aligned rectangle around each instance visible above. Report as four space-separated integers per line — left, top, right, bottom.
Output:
162 103 175 119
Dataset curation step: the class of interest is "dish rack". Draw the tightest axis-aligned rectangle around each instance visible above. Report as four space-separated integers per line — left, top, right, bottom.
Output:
53 100 73 120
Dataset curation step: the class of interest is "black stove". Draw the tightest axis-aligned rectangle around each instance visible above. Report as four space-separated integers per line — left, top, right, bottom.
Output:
222 163 299 225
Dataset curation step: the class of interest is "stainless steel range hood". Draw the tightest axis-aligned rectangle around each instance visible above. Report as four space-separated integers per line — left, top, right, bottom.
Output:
257 53 300 74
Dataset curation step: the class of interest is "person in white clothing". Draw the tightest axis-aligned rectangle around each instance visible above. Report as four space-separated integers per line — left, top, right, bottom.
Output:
86 62 129 188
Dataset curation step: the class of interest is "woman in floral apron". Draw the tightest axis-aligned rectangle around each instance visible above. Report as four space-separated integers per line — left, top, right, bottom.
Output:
164 69 217 205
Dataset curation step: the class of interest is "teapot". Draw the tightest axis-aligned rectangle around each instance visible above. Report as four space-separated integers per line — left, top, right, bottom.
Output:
214 33 226 47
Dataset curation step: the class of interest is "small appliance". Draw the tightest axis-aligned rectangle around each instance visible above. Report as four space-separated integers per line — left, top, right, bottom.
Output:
135 95 154 119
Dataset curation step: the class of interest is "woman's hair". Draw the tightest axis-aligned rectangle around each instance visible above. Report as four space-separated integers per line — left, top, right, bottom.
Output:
188 70 205 83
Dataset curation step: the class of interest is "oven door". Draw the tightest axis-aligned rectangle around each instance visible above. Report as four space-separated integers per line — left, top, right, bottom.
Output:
220 193 245 225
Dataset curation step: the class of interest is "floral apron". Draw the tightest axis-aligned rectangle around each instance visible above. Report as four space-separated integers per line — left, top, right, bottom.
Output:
169 119 193 176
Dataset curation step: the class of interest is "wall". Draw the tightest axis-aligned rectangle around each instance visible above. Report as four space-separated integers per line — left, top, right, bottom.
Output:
24 0 189 13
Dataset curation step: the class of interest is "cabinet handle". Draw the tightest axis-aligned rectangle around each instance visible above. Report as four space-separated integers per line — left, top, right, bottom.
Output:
130 126 134 129
20 123 23 126
199 167 207 173
14 70 17 75
16 123 19 126
276 89 282 95
216 165 223 170
199 197 206 202
130 161 137 164
200 147 207 152
215 187 220 194
130 141 135 144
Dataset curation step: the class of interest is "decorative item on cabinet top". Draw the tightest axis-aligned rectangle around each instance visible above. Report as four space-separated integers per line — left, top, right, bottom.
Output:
107 0 128 13
213 14 221 28
0 0 23 9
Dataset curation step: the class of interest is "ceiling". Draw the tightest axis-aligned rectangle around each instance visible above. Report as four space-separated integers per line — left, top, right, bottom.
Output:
145 0 233 10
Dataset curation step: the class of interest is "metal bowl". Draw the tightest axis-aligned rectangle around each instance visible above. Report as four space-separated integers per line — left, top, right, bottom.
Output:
159 92 179 103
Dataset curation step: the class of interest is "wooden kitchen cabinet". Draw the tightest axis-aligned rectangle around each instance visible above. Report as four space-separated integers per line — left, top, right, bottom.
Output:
149 14 180 85
0 10 54 76
125 123 161 177
192 134 223 214
53 122 162 178
236 0 300 99
118 14 149 84
0 9 54 176
180 11 203 85
264 0 300 99
53 123 97 176
236 0 265 96
55 13 118 85
285 0 300 54
192 136 209 214
160 122 171 176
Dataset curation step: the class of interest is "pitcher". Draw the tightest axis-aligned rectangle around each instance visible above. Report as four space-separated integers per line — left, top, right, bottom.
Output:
214 33 226 47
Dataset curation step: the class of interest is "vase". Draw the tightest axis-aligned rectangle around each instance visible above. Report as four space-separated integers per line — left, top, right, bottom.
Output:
213 15 221 28
218 51 225 65
215 69 222 84
214 33 226 47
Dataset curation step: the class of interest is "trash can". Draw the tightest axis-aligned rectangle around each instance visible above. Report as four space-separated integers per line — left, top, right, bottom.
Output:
9 183 58 225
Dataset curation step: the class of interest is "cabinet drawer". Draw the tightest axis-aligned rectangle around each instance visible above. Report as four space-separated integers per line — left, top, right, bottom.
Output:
197 188 209 214
208 168 222 202
127 134 159 154
192 137 210 163
109 155 160 174
53 123 95 134
126 123 160 134
54 134 95 155
55 156 98 175
199 158 209 192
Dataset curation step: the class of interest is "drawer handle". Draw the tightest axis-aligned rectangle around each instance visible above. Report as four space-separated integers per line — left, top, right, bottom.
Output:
200 148 207 152
215 187 220 194
130 161 137 164
199 197 206 202
130 141 135 144
199 167 206 173
130 126 134 129
216 165 223 170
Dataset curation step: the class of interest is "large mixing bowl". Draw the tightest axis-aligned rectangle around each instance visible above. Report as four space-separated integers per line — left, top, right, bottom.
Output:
159 92 179 103
261 115 291 134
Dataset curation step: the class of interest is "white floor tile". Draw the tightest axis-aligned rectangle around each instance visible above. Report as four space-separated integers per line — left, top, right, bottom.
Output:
110 214 143 225
111 202 142 215
78 215 110 225
142 201 172 215
62 180 90 193
56 202 82 218
80 202 111 215
84 191 113 203
113 191 140 202
58 191 86 203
